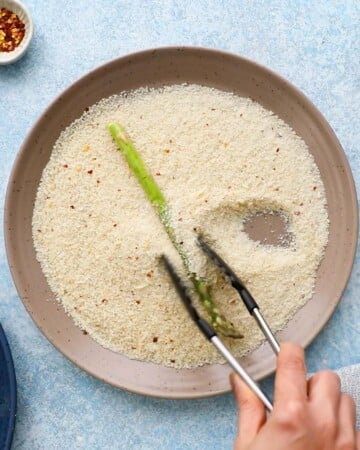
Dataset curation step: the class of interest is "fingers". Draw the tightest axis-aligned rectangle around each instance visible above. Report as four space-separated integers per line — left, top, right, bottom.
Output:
231 373 266 447
308 370 341 405
335 393 357 449
307 371 341 441
308 370 341 415
274 342 307 407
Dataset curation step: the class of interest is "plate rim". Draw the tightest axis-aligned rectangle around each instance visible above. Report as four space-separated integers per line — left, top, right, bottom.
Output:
4 46 359 399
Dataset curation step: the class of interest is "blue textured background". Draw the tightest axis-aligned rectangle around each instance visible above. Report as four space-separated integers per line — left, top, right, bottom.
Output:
0 1 359 449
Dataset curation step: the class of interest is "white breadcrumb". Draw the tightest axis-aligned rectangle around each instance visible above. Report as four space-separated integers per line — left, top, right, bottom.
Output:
32 84 329 368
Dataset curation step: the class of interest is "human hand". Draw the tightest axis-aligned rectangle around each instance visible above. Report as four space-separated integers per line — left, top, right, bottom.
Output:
231 342 359 449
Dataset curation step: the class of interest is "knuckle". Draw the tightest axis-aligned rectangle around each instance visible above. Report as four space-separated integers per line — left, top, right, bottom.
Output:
309 371 342 400
312 370 341 389
323 370 341 387
274 400 306 431
285 399 306 421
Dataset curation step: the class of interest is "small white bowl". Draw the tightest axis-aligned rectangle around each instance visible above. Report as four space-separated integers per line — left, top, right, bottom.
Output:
0 0 33 65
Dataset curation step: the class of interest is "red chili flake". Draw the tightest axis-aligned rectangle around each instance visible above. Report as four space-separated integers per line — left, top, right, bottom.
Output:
135 300 141 304
155 172 161 176
276 148 280 152
193 227 198 232
179 241 184 245
313 186 317 191
274 188 280 191
84 107 89 112
163 149 170 154
63 164 68 168
82 330 88 335
70 205 75 209
96 179 100 184
0 8 25 52
170 359 176 363
204 199 208 203
87 170 93 174
300 202 304 206
146 271 153 278
113 223 117 227
152 337 158 343
37 229 42 233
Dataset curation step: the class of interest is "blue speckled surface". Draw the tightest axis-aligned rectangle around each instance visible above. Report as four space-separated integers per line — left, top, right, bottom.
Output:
0 1 359 449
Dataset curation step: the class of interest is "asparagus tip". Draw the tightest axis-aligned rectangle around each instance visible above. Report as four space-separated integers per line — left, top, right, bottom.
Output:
107 123 130 144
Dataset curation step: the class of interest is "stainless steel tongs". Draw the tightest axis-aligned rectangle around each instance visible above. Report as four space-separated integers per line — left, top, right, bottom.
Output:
162 235 280 412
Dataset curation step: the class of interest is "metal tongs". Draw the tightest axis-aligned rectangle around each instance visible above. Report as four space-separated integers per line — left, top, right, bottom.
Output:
162 235 280 412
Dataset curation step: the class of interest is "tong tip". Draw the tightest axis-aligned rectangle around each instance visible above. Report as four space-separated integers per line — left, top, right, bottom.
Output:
161 254 199 322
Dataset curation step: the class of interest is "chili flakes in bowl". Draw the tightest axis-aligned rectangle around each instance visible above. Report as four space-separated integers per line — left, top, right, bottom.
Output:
0 0 33 64
0 7 25 52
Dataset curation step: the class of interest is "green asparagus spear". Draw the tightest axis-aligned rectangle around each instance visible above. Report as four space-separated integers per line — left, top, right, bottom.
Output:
107 123 242 338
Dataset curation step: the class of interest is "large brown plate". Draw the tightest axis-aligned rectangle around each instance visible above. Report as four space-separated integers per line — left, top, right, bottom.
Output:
4 47 358 398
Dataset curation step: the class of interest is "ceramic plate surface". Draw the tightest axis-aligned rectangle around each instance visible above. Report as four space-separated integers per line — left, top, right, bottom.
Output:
0 324 17 449
4 47 358 398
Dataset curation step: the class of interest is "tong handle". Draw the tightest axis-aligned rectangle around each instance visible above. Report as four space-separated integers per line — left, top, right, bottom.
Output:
211 336 273 412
